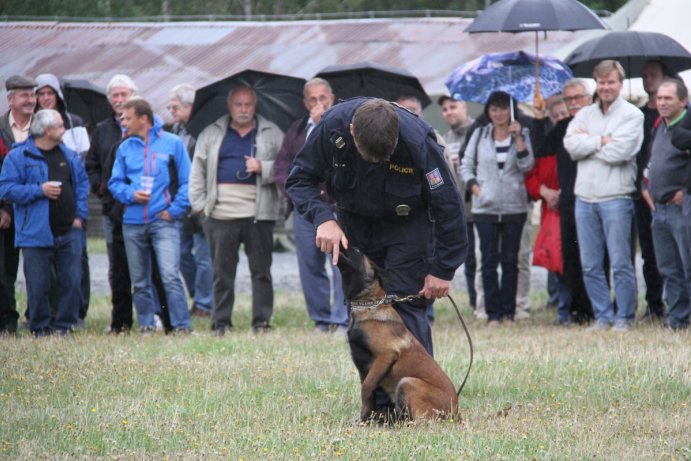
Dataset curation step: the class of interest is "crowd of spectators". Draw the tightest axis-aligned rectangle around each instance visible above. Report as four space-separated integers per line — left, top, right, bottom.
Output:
0 57 689 336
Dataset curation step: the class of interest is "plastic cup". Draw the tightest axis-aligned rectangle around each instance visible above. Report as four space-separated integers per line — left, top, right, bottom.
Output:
140 176 154 194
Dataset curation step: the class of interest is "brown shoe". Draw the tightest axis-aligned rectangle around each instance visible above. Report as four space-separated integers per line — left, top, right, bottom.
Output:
189 305 210 317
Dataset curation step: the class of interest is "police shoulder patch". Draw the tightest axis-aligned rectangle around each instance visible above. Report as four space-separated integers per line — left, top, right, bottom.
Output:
426 168 444 189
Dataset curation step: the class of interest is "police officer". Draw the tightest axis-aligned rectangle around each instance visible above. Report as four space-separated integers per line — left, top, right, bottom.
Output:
286 98 468 355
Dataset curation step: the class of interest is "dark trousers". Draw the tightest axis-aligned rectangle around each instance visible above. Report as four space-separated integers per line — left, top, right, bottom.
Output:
464 220 477 308
560 206 594 323
633 198 664 316
23 228 82 334
106 219 134 332
204 217 274 329
475 219 525 322
0 230 18 332
0 223 20 330
80 244 90 320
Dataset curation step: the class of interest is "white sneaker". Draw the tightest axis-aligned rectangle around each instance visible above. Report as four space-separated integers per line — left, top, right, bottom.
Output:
154 315 164 332
474 310 488 321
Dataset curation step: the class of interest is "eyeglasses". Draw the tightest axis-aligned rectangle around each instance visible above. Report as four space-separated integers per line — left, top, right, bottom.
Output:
564 94 587 103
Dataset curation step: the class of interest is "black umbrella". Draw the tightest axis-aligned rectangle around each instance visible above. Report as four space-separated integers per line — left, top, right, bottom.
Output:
315 61 431 108
565 31 691 78
187 69 307 138
465 0 607 106
465 0 607 33
59 78 113 128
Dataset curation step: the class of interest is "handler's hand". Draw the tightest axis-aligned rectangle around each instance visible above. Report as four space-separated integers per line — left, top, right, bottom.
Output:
419 274 450 300
316 220 348 265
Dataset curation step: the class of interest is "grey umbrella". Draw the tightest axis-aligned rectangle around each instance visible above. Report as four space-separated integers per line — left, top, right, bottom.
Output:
565 31 691 78
465 0 607 106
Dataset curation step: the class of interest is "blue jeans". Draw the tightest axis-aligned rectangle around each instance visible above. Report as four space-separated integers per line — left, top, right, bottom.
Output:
475 219 525 321
575 198 637 326
651 202 691 329
293 211 347 328
23 228 83 334
123 220 191 330
179 230 213 313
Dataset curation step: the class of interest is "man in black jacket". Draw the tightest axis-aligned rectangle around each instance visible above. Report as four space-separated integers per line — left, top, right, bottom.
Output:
85 74 137 333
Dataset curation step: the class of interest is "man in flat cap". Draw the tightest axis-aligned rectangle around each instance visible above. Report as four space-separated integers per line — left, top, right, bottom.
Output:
0 75 36 333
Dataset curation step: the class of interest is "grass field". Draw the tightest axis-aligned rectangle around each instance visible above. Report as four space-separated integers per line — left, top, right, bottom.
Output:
1 291 689 460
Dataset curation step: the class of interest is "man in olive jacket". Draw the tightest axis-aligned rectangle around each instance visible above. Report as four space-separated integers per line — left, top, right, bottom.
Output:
189 86 283 335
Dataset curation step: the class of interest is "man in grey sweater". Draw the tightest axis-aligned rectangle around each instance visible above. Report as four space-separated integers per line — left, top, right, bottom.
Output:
642 79 690 331
564 60 644 332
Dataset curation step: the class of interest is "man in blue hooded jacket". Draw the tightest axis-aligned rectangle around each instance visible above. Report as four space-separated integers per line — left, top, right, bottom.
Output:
0 109 88 336
108 97 192 333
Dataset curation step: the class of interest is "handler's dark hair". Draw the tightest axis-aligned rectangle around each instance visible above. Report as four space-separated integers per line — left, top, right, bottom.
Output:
122 96 154 125
351 99 399 162
483 91 519 121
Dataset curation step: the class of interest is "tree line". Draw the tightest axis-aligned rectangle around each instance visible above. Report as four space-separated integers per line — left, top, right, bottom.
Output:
1 0 627 20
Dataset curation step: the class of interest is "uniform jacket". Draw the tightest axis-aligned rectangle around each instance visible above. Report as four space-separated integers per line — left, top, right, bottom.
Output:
286 97 467 281
189 113 284 221
108 115 190 224
459 123 534 220
564 96 644 202
0 137 88 247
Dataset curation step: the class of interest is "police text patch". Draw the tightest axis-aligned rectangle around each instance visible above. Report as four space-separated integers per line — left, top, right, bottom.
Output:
426 168 444 189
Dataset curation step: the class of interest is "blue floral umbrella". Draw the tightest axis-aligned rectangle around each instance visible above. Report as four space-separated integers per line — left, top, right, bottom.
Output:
445 51 573 104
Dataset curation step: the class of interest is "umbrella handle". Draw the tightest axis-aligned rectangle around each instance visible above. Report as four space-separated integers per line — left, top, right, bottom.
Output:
534 31 545 111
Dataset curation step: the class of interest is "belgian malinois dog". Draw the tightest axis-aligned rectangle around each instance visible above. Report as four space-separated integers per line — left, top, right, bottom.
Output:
337 247 458 422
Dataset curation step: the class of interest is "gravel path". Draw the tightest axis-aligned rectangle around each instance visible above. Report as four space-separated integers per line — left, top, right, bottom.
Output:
17 249 646 297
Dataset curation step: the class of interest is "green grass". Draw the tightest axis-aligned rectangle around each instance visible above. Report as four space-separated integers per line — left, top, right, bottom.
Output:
1 292 689 460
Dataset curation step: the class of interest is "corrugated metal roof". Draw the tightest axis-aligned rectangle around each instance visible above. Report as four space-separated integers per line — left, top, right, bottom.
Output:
0 18 589 122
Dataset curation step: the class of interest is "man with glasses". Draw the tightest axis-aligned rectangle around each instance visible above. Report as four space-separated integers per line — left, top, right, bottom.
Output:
189 86 284 335
167 84 213 319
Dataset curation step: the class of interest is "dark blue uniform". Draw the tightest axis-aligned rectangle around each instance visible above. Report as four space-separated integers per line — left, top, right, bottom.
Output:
286 98 468 355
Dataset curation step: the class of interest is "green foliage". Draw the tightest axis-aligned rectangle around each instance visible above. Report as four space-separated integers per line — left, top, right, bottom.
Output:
0 0 627 19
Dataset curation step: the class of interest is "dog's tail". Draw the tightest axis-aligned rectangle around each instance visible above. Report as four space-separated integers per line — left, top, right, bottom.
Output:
447 294 473 398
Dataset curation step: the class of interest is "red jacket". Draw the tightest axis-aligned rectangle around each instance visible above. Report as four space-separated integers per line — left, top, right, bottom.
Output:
525 154 563 273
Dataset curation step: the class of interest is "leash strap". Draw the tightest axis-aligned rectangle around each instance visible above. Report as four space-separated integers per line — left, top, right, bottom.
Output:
446 294 474 397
